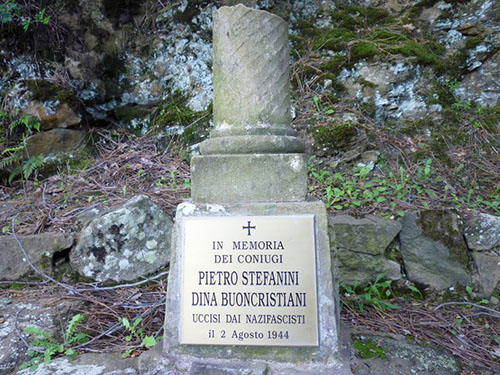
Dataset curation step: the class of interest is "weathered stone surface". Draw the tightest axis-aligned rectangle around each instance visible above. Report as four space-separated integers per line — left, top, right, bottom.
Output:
191 154 307 203
464 212 500 254
351 334 461 375
17 353 139 375
189 361 267 375
70 195 172 282
472 252 500 297
212 4 291 134
337 251 401 285
200 135 305 155
338 62 435 121
201 4 305 156
0 296 78 374
330 215 401 256
329 215 401 284
26 129 87 157
455 50 500 107
24 102 81 130
164 201 350 375
399 210 471 289
0 232 74 280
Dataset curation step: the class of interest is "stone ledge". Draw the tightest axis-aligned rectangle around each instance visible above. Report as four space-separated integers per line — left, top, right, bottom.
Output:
191 154 307 203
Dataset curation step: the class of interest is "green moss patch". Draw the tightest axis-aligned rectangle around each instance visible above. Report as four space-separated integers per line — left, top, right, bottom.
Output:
309 122 356 149
25 80 81 109
353 337 387 359
152 91 211 145
392 40 444 68
114 105 152 124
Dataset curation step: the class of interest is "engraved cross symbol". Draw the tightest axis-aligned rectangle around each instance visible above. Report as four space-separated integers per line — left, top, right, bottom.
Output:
242 221 256 236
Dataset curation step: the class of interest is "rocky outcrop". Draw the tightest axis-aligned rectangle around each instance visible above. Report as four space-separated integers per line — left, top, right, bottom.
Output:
399 210 471 290
0 232 74 280
329 215 402 284
1 0 498 138
338 62 435 121
70 195 172 283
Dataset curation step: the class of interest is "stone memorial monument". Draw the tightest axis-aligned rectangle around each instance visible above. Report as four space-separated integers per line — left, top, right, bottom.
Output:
163 4 351 374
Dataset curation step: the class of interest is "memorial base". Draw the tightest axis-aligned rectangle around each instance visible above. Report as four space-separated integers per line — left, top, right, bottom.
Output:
163 200 351 375
191 154 308 203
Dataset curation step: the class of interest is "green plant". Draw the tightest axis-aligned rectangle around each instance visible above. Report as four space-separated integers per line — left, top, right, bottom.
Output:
308 153 500 216
0 0 49 31
353 337 387 359
1 114 45 184
119 317 157 357
408 285 424 300
21 314 89 371
341 274 398 312
313 96 334 120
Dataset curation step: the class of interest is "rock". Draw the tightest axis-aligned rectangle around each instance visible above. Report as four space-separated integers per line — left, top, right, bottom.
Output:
464 212 500 254
4 81 82 130
75 205 111 230
338 62 433 121
24 102 81 130
351 334 461 375
330 215 401 255
17 353 139 375
399 210 471 290
25 129 87 157
360 150 380 163
471 252 500 297
455 50 500 107
0 232 74 280
329 215 402 284
70 195 172 282
0 296 79 374
337 251 401 285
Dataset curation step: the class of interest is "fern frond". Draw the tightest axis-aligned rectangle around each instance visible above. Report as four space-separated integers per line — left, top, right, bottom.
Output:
2 144 24 155
65 313 85 343
8 165 22 184
0 154 19 169
22 154 44 180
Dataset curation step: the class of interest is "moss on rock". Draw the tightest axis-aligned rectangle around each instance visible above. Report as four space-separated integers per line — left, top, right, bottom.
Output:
417 210 470 268
153 91 211 145
310 122 357 149
25 80 81 110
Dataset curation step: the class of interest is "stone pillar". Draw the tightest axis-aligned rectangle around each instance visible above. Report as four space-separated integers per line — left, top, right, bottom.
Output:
191 5 307 203
162 5 351 375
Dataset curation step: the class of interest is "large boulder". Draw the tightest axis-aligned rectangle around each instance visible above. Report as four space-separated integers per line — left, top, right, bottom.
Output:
70 195 172 283
0 232 74 280
399 210 471 290
329 215 402 284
